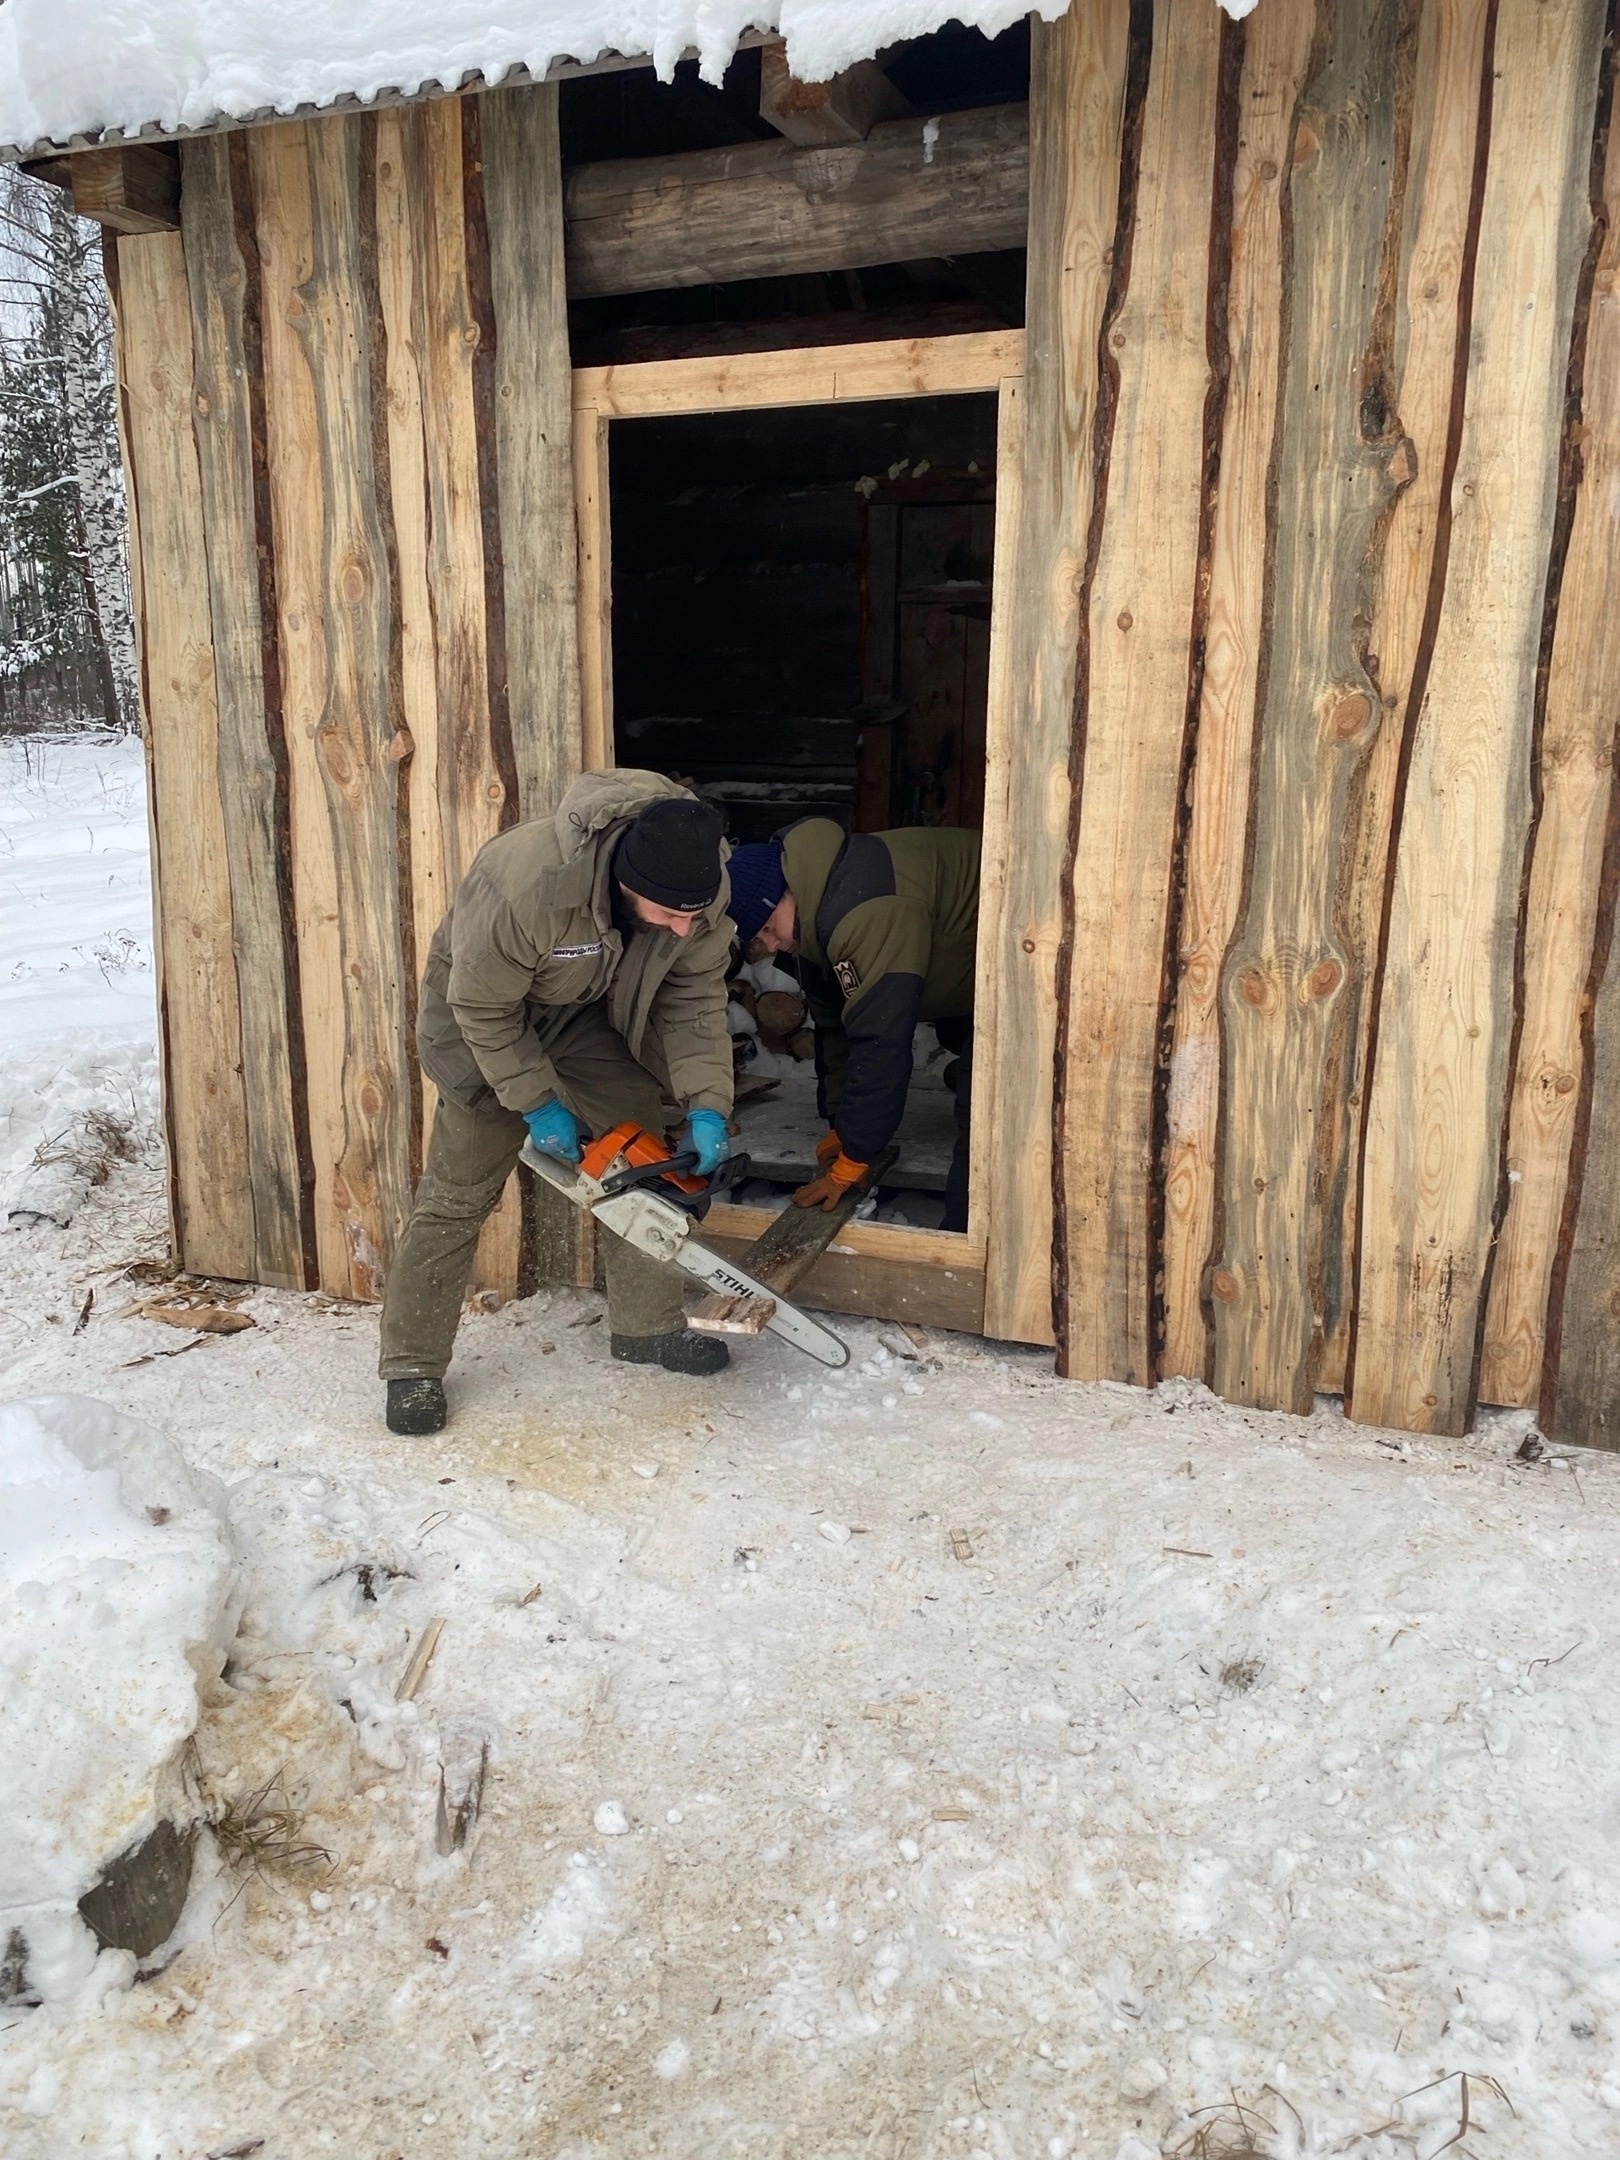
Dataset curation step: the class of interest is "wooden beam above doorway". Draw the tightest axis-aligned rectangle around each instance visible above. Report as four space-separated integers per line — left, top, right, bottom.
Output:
564 101 1029 298
572 327 1025 418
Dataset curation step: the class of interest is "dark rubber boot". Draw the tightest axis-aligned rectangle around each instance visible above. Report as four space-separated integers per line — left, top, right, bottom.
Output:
386 1376 447 1435
611 1329 731 1376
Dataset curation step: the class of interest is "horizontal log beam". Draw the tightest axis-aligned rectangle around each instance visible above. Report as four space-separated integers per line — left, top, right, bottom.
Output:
25 145 181 233
565 101 1029 298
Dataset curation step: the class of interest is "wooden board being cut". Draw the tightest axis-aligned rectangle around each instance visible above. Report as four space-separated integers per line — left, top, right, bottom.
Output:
689 1147 899 1335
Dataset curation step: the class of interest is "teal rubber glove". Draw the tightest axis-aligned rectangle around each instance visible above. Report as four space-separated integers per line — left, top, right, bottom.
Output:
523 1097 584 1165
683 1108 730 1177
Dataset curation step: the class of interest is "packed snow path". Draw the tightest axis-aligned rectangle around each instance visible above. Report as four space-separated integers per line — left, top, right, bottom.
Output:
3 737 1620 2156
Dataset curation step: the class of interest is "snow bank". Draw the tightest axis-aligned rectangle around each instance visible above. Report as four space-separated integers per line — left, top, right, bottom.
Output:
0 0 1253 161
0 1397 237 2003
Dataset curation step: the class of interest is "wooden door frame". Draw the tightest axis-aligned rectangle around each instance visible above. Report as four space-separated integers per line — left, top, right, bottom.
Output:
571 329 1027 1337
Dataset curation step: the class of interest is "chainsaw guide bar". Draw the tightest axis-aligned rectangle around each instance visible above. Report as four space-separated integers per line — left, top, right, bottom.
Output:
519 1135 849 1368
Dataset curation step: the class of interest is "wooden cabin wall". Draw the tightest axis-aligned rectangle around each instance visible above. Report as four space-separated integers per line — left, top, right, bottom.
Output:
109 82 579 1304
994 0 1619 1444
104 0 1620 1449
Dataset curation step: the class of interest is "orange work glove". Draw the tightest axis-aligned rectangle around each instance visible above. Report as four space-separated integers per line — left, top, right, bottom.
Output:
814 1128 842 1169
792 1148 871 1211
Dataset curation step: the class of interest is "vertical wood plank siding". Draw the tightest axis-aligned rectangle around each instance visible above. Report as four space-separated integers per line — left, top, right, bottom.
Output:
181 135 314 1292
114 21 1620 1444
1054 0 1224 1384
1161 0 1315 1382
1213 0 1418 1415
1352 0 1607 1436
116 232 256 1282
982 0 1131 1348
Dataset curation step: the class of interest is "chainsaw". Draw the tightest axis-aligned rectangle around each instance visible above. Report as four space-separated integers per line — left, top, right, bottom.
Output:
519 1121 850 1369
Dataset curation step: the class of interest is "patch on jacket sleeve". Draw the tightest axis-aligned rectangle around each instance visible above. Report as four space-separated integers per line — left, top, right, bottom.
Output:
550 941 604 961
834 958 862 997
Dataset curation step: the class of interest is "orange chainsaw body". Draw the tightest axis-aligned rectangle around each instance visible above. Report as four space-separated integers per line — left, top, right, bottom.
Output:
579 1121 708 1198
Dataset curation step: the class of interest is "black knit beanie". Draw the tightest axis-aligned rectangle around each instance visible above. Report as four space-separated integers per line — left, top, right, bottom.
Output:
615 797 725 912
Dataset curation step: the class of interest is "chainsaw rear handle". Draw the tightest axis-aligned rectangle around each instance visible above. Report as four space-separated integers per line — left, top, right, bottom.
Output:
601 1148 752 1204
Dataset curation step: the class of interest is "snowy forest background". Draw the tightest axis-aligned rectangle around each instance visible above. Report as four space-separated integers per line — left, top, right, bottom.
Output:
0 167 138 736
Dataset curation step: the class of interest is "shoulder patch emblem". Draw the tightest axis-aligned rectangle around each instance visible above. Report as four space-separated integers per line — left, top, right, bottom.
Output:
834 958 862 997
550 941 604 961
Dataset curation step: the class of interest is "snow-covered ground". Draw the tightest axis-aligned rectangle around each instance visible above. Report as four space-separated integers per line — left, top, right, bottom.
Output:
4 732 1620 2158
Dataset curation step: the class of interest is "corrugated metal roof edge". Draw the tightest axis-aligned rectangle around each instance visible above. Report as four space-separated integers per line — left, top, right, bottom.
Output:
3 29 776 166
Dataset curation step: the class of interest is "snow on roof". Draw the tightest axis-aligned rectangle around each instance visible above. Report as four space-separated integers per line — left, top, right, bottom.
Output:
0 0 1132 163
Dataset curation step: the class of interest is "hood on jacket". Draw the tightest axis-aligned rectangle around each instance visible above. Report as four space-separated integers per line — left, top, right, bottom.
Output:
553 768 696 861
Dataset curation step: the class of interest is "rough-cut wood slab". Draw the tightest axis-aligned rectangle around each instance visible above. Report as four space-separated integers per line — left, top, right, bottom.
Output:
573 330 1023 420
565 103 1030 298
573 407 614 776
115 232 255 1282
253 118 415 1300
1351 0 1607 1436
701 1222 985 1335
181 134 311 1291
1057 0 1222 1387
981 0 1131 1350
1318 0 1494 1394
966 373 1025 1248
1546 799 1620 1449
1213 0 1413 1414
66 145 181 235
1486 97 1620 1411
482 80 591 1293
689 1147 899 1331
1161 0 1314 1383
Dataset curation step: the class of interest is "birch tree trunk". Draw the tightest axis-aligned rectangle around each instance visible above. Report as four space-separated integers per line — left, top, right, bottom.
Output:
50 191 139 732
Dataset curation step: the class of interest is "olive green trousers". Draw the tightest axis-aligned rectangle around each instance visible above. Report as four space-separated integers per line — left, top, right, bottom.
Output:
378 1005 688 1381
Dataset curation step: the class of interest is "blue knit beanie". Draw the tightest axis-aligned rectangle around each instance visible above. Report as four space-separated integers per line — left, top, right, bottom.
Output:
726 841 789 944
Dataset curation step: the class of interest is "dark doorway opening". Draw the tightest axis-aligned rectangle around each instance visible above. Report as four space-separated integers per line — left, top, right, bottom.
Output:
608 390 997 1228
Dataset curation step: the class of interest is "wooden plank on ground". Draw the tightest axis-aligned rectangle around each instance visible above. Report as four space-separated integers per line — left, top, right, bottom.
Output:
1212 0 1415 1413
565 103 1029 297
980 0 1131 1349
1350 0 1607 1435
181 133 311 1291
1486 99 1620 1411
253 117 416 1300
1056 0 1222 1386
572 330 1023 420
115 232 255 1280
1161 0 1314 1382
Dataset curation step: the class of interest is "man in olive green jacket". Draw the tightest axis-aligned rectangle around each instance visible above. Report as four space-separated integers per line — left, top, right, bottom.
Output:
727 819 979 1232
381 770 736 1436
